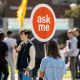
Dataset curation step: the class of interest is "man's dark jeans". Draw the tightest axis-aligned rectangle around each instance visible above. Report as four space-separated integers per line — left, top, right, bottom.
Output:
0 61 9 80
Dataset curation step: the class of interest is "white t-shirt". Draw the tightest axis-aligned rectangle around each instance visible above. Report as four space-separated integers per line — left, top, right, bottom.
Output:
4 37 17 54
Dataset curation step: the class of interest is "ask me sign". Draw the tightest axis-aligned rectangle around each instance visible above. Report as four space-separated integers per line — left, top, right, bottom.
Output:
31 4 56 42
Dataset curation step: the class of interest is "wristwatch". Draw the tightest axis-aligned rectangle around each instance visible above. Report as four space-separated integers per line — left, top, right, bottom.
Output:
26 68 31 72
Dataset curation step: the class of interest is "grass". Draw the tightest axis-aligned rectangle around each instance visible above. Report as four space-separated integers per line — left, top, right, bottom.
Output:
10 68 72 78
9 66 73 79
64 69 71 78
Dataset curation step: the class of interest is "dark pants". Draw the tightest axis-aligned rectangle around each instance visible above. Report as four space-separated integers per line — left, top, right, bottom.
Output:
70 57 76 80
65 57 69 64
76 54 80 78
0 61 9 80
18 71 23 80
31 59 42 79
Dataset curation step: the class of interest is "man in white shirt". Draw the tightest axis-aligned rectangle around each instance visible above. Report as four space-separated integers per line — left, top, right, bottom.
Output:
4 31 17 80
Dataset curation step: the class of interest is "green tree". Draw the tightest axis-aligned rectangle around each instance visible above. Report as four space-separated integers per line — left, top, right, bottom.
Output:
64 5 80 18
0 1 7 17
77 0 80 4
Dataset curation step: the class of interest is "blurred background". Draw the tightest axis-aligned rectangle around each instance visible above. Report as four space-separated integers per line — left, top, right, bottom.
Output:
0 0 80 80
0 0 80 45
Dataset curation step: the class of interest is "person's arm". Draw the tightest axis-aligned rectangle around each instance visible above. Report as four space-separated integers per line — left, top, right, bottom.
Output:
16 44 21 52
16 42 23 52
12 39 17 49
39 71 44 79
39 58 47 79
24 45 36 75
27 45 36 70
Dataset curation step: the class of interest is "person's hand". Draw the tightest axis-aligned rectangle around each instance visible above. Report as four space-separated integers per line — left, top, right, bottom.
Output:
64 51 68 57
24 70 29 76
16 45 21 52
63 47 67 53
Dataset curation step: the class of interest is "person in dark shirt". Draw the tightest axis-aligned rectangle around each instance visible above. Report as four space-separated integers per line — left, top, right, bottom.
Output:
0 32 9 80
16 30 35 80
73 28 80 78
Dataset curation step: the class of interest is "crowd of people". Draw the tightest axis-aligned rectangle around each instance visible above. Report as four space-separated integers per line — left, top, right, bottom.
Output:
0 27 80 80
63 28 80 80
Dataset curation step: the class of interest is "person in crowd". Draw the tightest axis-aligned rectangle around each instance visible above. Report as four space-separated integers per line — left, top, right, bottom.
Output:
65 30 79 80
0 32 9 80
4 31 17 80
31 38 45 80
39 40 66 80
16 30 36 80
73 28 80 78
63 39 70 68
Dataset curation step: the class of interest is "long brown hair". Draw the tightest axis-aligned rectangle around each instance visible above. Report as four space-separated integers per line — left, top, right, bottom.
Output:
47 40 61 59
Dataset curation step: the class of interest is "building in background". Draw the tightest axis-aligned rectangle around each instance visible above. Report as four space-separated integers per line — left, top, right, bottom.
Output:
5 0 70 18
0 0 79 36
4 0 73 33
51 0 77 5
5 0 79 17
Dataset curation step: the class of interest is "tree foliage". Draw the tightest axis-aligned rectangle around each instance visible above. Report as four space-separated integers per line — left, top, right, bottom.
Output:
64 5 80 18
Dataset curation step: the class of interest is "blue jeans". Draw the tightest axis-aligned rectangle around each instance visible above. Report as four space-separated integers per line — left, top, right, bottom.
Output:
18 71 23 80
18 71 32 80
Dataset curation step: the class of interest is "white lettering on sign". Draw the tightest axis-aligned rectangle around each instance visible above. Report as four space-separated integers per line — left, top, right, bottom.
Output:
37 15 50 31
37 15 50 23
38 24 50 31
31 4 56 42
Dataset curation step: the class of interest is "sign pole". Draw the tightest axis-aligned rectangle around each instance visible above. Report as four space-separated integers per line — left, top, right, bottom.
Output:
44 43 47 57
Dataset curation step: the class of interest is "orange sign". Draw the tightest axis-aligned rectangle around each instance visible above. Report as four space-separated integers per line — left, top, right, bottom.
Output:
31 4 56 42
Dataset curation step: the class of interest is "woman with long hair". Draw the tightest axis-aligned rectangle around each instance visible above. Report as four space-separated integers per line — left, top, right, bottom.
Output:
39 40 66 80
